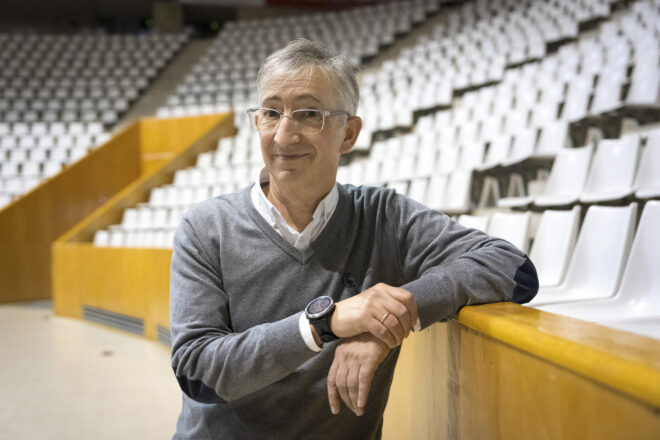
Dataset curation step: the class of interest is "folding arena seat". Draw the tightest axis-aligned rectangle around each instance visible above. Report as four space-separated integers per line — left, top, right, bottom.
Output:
0 162 20 178
538 202 660 340
625 62 660 107
437 147 460 174
528 206 581 288
93 230 110 247
387 180 409 196
579 135 640 203
502 128 539 166
486 211 532 253
503 109 530 134
457 214 490 231
634 129 660 199
561 75 594 121
458 141 486 170
425 174 448 211
479 134 511 170
108 226 127 247
408 177 429 205
396 155 417 181
532 120 572 159
527 203 637 307
20 160 42 177
442 170 472 214
534 145 593 207
415 147 438 177
589 67 628 115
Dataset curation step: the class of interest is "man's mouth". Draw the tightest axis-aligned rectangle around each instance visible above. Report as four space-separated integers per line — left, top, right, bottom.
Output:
275 153 308 161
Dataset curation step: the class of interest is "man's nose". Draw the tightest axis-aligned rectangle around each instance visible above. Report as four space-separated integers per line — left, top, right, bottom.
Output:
273 115 301 145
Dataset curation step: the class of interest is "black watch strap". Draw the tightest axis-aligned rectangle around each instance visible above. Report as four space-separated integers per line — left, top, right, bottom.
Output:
310 317 339 343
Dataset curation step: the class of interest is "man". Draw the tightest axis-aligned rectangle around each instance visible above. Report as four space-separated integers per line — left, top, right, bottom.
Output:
170 39 538 439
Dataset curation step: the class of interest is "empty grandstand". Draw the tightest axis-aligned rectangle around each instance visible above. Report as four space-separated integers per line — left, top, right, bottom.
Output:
1 0 659 438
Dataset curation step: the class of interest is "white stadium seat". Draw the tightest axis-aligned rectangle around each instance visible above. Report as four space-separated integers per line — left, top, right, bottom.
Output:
538 202 660 340
528 203 637 307
528 206 581 288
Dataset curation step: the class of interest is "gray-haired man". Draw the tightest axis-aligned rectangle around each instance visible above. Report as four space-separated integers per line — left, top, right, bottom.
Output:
170 39 538 439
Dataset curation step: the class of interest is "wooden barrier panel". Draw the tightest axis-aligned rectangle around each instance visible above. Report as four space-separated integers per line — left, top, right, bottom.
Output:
1 114 230 305
383 303 660 440
139 115 230 175
53 113 236 337
0 124 142 304
52 244 172 339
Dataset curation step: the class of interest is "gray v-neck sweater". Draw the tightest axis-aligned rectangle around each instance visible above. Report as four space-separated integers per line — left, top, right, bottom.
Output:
170 183 537 439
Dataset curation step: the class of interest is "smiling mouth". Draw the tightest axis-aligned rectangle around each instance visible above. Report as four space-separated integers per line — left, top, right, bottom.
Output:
275 153 308 161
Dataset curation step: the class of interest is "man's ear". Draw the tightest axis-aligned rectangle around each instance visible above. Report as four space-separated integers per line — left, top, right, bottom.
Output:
339 116 362 154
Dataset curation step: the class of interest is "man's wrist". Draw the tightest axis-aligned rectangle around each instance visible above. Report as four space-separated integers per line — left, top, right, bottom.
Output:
309 324 323 347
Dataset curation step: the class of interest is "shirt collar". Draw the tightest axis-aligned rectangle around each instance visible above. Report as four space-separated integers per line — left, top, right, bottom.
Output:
250 168 339 243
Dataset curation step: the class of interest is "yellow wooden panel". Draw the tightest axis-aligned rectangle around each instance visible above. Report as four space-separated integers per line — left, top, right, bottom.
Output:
383 310 660 440
0 123 142 303
458 303 660 408
58 113 236 244
452 321 660 440
383 324 448 440
53 243 172 340
138 114 227 173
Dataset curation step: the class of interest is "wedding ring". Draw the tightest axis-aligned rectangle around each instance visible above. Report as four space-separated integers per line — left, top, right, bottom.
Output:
380 313 390 324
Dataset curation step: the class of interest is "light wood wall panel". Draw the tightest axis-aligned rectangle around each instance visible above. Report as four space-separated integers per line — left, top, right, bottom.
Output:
139 114 227 174
53 113 235 326
52 244 172 339
2 113 233 305
383 304 660 439
0 124 142 303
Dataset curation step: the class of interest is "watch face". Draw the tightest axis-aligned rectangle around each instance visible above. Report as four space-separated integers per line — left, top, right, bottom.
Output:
308 296 332 316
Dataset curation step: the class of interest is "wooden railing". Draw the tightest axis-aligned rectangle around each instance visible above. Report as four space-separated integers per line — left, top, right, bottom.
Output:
382 303 660 439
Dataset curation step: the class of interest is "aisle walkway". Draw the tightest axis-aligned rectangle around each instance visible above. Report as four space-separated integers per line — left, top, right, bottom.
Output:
0 301 181 440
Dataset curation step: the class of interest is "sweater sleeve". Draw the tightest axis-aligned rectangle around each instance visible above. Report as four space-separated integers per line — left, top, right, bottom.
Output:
169 216 317 404
386 193 538 329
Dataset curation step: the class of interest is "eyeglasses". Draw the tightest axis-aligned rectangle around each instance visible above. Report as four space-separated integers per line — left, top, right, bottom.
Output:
246 107 349 133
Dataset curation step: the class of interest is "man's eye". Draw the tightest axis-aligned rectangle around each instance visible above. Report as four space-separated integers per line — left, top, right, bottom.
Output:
262 109 280 119
297 110 322 120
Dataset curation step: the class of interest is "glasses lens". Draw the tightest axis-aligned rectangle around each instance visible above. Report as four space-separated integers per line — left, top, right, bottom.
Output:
292 109 324 130
259 108 281 129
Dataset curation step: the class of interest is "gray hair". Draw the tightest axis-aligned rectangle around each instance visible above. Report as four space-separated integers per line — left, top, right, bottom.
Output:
256 39 360 116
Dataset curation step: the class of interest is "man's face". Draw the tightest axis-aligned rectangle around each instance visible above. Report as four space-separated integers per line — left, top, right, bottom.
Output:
258 68 359 192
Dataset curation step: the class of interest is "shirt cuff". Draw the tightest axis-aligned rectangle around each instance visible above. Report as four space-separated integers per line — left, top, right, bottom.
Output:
298 312 322 352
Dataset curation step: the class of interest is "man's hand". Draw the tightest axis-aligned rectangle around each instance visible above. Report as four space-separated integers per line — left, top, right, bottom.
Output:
327 333 390 416
330 283 418 348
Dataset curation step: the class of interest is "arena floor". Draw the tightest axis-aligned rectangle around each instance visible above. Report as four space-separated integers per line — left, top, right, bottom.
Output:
0 301 181 440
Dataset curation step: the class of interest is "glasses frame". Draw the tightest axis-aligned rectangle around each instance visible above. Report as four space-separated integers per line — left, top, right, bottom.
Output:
246 107 350 133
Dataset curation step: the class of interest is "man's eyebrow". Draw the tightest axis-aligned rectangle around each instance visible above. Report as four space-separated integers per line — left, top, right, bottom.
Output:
262 94 322 104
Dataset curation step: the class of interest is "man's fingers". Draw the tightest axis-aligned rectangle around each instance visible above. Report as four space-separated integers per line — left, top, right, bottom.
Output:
378 312 405 346
357 365 374 411
347 365 361 416
327 361 341 415
374 284 418 325
366 319 397 348
335 364 354 415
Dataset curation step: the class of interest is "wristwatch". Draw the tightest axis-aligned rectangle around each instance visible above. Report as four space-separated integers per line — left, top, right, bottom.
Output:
305 296 339 343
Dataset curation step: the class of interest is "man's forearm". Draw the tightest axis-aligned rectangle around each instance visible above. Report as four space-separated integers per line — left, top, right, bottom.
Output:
171 312 317 404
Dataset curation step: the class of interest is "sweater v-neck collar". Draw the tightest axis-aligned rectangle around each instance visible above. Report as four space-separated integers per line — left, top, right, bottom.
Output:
243 183 349 265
